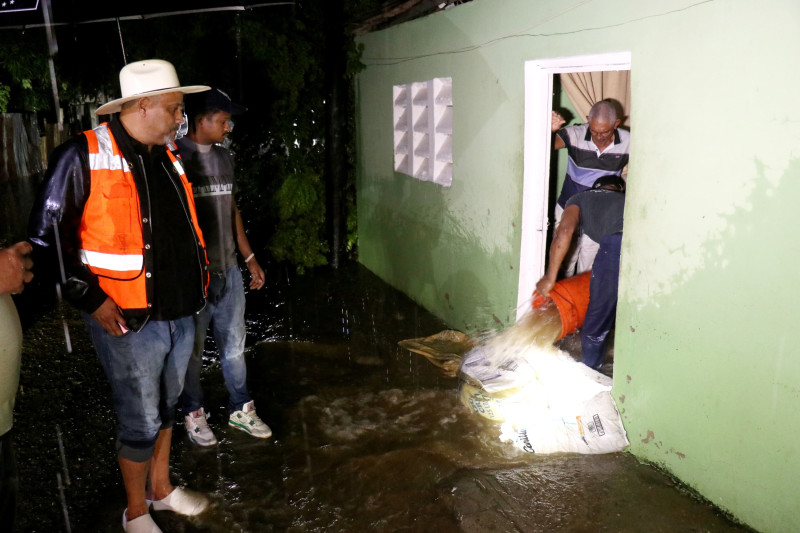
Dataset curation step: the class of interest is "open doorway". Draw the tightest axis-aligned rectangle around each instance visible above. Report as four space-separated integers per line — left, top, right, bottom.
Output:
517 51 631 320
517 52 631 372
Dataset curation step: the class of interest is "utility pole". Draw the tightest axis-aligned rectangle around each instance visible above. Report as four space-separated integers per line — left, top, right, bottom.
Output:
324 0 347 269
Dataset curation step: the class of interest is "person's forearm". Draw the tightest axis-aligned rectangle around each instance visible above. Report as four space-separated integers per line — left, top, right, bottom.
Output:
547 205 579 279
233 205 253 258
233 203 266 289
545 231 572 281
536 228 572 296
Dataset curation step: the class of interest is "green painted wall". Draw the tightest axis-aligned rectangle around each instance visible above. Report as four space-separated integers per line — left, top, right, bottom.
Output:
356 2 800 531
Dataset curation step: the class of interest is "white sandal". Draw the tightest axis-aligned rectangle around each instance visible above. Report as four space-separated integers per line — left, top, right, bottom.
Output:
122 510 162 533
151 486 209 516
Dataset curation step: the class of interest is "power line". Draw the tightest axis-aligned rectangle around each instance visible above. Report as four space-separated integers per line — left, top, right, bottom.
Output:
363 0 715 66
0 2 295 30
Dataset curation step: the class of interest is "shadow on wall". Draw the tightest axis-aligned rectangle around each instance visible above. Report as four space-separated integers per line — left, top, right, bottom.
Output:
438 267 493 332
385 177 443 284
614 157 800 533
624 156 800 322
361 174 446 311
361 175 504 333
621 156 800 455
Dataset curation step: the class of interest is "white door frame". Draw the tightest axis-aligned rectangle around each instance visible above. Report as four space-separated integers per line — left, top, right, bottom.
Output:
516 51 631 321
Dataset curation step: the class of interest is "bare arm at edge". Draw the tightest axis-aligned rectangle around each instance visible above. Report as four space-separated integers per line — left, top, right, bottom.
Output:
535 204 580 297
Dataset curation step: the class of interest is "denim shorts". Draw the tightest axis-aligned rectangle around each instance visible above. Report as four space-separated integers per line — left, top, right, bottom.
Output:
85 315 195 462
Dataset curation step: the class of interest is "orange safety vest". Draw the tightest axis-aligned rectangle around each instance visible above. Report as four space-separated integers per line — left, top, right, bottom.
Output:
79 123 207 311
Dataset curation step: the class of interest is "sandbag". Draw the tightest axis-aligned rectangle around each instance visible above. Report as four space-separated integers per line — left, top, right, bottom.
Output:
398 329 474 377
497 390 629 454
458 339 628 455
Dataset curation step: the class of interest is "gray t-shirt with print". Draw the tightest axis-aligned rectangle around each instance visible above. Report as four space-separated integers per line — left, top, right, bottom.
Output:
176 137 238 273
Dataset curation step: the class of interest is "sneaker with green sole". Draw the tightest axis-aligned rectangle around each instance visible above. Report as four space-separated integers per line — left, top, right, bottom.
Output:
229 400 272 438
185 408 218 446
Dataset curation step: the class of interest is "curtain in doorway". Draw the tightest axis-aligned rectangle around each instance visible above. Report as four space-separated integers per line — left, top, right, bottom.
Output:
561 70 631 128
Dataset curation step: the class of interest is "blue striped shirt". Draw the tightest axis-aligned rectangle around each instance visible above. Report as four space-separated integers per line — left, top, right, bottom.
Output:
556 124 630 207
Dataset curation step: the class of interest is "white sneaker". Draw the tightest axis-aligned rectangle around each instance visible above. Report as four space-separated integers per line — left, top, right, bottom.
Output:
229 401 272 438
184 408 218 446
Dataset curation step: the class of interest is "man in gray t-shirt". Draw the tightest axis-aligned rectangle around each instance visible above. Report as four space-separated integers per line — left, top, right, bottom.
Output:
178 140 239 273
177 88 272 445
536 176 625 370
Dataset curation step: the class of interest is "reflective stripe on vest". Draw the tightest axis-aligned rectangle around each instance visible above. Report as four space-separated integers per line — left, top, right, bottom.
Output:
80 124 148 309
80 249 143 272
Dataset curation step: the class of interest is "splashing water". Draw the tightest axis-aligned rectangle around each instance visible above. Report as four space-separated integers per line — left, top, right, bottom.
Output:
468 301 563 377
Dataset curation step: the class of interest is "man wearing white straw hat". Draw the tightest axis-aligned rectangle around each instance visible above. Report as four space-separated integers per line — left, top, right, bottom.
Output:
29 59 212 532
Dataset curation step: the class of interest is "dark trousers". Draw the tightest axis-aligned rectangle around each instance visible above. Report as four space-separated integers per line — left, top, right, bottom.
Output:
581 233 622 369
0 428 17 532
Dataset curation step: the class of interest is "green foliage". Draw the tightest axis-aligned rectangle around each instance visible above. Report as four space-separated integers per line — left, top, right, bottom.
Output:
270 170 329 272
229 6 335 272
0 83 9 113
275 172 321 220
0 1 368 271
0 32 54 111
0 23 120 117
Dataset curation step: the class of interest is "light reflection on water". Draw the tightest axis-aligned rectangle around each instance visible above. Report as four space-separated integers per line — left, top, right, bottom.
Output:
150 264 750 533
11 259 752 532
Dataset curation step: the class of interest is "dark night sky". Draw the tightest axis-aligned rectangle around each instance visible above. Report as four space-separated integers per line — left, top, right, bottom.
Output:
0 1 291 28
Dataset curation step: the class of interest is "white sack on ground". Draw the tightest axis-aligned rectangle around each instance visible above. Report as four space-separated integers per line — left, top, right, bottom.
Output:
458 329 628 455
497 390 629 454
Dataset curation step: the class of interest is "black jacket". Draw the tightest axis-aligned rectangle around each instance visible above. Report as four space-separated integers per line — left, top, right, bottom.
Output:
28 119 206 326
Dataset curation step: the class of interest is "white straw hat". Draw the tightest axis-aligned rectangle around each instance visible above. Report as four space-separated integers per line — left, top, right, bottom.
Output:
95 59 209 115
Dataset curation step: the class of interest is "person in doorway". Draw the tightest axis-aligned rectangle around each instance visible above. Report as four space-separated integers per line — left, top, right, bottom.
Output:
177 88 272 446
550 100 629 275
28 59 211 533
536 175 625 370
0 241 33 533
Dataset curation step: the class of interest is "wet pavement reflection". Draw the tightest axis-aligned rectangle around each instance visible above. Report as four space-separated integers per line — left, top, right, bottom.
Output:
15 262 752 532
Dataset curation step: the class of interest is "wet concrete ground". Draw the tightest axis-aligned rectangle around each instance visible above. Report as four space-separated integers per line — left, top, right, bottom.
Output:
13 261 754 532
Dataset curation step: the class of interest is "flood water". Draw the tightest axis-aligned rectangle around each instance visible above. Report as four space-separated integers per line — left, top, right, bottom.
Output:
13 262 752 532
